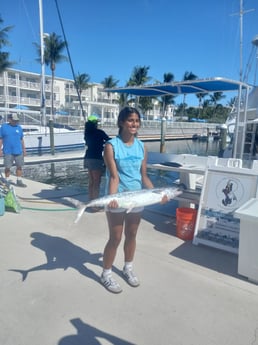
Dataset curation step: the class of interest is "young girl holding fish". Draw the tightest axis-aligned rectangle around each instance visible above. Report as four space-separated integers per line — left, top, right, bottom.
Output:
101 106 167 293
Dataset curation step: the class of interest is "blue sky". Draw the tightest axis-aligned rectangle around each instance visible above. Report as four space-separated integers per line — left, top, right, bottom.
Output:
1 0 258 105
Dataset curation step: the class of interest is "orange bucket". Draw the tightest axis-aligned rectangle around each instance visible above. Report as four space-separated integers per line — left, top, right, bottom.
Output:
176 207 197 240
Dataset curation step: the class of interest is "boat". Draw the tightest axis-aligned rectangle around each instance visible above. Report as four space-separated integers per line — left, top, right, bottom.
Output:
0 107 86 155
225 84 258 143
22 124 85 155
0 0 86 155
192 127 212 142
191 133 209 142
225 34 258 148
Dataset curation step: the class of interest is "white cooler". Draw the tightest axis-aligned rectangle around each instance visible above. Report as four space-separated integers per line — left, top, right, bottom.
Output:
235 198 258 283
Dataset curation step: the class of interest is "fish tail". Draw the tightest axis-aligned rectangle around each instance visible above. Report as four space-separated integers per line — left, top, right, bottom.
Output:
63 197 89 223
74 204 87 224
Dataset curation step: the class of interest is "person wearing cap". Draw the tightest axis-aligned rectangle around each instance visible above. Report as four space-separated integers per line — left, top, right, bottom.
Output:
0 113 27 187
84 115 110 202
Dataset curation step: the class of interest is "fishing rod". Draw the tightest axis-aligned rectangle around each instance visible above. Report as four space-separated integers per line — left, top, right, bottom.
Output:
54 0 86 120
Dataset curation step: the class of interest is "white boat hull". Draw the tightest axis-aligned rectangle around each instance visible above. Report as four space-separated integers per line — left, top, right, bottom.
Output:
23 128 85 154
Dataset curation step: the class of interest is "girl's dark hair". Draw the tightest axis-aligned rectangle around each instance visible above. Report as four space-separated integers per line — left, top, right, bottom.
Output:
117 106 141 135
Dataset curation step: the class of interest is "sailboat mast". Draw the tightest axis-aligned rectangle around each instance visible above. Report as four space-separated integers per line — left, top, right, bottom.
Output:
239 0 243 82
231 0 254 82
232 0 254 158
39 0 46 127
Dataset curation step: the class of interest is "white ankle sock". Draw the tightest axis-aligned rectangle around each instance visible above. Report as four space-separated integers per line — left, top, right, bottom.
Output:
124 262 133 271
103 268 112 277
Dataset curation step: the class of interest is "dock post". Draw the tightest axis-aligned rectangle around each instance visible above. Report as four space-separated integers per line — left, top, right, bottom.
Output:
219 124 227 156
160 117 166 153
37 136 42 156
49 119 55 155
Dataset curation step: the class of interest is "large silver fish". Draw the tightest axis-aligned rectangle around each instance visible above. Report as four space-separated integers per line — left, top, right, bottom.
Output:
66 187 183 224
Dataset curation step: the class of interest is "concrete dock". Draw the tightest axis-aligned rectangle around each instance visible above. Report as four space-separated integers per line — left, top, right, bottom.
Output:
1 177 258 345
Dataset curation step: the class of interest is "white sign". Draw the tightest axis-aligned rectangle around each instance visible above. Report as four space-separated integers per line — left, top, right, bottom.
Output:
193 167 258 253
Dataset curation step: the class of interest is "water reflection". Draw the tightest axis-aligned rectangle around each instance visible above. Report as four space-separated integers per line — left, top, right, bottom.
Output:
146 138 220 156
23 140 219 189
23 160 87 188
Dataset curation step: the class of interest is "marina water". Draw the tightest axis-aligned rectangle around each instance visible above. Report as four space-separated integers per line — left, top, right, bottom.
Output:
22 139 220 191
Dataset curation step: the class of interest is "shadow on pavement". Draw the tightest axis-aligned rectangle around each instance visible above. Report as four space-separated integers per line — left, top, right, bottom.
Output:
9 232 102 283
142 207 176 235
142 208 249 282
58 318 136 345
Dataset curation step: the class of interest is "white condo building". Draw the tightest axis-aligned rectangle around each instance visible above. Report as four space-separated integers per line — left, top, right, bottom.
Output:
0 69 175 126
0 69 120 125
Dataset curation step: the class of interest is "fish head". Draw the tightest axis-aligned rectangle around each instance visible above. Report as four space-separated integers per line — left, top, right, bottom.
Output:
162 188 182 200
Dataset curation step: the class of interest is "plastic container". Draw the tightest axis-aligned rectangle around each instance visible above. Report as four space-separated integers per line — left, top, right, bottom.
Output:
176 207 197 240
235 198 258 282
0 196 5 216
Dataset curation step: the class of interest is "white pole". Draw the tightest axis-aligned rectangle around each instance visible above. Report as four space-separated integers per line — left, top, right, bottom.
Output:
239 0 243 82
39 0 46 128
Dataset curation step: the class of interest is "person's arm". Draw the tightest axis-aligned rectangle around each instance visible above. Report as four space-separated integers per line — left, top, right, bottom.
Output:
21 138 26 156
141 146 168 204
0 138 3 156
105 131 111 141
141 146 154 189
103 143 119 195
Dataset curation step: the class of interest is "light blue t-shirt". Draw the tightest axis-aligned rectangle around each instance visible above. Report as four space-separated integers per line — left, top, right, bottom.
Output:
106 135 144 193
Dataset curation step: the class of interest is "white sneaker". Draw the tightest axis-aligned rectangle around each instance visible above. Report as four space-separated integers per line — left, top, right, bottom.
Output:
123 269 140 287
100 274 122 293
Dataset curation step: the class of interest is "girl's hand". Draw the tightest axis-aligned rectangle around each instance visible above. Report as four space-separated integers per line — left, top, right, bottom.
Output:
160 195 169 204
108 199 119 208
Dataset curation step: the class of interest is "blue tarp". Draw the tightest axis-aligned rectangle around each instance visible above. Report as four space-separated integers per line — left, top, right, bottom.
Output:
104 77 250 97
14 105 29 110
190 118 207 123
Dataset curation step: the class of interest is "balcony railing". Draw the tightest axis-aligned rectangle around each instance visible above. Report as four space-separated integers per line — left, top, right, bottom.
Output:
2 78 59 93
0 95 59 108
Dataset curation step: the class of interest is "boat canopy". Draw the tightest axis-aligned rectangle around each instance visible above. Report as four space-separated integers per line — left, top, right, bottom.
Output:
104 77 250 97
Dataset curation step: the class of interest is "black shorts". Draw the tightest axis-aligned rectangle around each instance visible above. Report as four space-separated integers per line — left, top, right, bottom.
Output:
84 158 105 171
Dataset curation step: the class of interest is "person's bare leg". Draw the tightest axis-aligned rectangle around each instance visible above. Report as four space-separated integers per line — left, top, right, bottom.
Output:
90 170 102 199
16 166 26 187
101 211 125 293
87 170 94 200
124 212 141 262
103 211 125 269
123 212 141 287
5 168 11 179
16 166 22 178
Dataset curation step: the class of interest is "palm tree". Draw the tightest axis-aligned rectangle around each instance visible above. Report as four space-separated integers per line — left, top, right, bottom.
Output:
127 65 151 108
74 72 90 96
161 72 175 116
74 72 90 118
196 92 208 118
227 96 237 110
101 75 119 103
118 93 129 109
0 52 12 74
128 65 151 86
36 32 67 117
182 71 198 116
138 96 153 117
0 16 13 74
209 91 226 107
